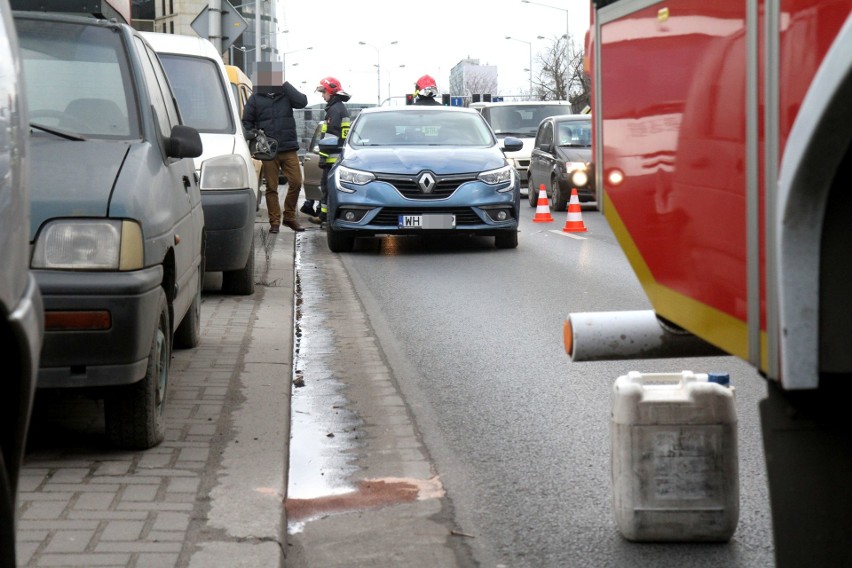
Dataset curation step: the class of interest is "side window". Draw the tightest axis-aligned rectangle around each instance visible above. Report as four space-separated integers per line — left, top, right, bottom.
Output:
309 123 323 152
538 122 553 149
133 36 179 136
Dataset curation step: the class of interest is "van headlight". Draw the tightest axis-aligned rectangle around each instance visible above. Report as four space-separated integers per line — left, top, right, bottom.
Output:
200 154 249 190
478 164 515 190
32 219 144 270
336 166 374 192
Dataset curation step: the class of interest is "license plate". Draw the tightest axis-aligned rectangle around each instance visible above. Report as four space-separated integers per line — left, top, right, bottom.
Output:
398 214 456 229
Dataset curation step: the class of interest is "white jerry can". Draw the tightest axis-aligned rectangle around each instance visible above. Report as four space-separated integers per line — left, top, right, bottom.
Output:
611 371 739 542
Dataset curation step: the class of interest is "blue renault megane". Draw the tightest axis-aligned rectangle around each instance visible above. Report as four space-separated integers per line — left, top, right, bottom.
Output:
322 106 523 252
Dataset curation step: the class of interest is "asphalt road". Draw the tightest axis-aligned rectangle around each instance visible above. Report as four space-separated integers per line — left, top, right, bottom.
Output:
288 204 776 567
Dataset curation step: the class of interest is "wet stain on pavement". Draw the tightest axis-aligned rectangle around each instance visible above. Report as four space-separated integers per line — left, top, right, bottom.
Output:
285 475 444 523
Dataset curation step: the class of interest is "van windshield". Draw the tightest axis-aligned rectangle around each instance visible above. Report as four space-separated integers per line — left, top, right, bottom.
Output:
487 105 576 137
159 54 234 134
16 18 140 140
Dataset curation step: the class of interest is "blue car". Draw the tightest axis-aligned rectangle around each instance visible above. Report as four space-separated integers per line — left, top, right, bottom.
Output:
324 106 523 252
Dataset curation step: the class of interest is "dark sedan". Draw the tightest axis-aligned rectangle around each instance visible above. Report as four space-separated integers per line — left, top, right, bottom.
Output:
528 114 595 211
323 106 523 252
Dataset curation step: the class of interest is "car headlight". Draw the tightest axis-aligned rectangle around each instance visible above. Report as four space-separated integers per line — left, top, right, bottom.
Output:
199 154 249 190
566 162 589 187
478 164 515 191
337 165 375 186
335 165 374 193
32 219 144 270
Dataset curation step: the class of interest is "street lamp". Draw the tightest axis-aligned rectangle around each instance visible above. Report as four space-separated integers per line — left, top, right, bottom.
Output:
283 46 313 70
521 0 570 46
506 36 533 98
358 40 399 105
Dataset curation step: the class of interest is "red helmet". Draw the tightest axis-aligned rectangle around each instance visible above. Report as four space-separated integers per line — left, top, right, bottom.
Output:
415 74 438 97
316 76 343 95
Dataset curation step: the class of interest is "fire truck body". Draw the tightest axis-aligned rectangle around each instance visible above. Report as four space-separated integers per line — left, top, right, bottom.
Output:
580 1 852 565
582 0 852 391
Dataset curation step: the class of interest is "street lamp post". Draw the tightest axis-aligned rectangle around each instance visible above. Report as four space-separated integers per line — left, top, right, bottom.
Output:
521 0 571 100
520 0 570 46
283 46 313 71
506 36 533 99
358 40 399 106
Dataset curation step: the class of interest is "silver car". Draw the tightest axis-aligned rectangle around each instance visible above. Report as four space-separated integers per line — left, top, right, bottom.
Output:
0 2 43 564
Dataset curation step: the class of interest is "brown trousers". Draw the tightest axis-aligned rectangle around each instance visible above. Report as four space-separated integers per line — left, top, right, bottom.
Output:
261 150 303 226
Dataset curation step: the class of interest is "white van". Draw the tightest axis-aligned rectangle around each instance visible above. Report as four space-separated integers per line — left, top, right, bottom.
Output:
142 32 258 295
471 100 576 194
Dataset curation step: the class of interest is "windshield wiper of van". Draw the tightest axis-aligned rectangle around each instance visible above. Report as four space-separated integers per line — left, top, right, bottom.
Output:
30 123 87 141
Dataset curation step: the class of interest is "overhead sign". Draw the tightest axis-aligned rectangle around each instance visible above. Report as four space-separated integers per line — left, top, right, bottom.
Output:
492 96 504 102
191 2 247 52
450 96 464 107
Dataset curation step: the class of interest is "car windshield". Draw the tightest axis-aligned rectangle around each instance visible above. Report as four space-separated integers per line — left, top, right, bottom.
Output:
557 120 591 147
348 110 494 147
16 18 139 139
159 54 234 134
489 105 576 136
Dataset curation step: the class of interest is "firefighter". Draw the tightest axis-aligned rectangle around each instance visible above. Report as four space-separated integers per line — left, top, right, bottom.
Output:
309 76 351 225
413 74 440 105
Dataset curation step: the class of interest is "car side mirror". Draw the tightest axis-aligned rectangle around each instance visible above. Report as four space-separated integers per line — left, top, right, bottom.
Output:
502 136 523 153
168 125 203 159
318 136 341 154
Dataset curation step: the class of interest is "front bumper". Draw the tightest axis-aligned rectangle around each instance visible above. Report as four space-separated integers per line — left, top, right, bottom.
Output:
201 189 255 272
35 265 165 389
328 180 520 237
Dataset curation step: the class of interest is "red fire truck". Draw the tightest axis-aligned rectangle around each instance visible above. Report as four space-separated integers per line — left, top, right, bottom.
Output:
566 1 852 566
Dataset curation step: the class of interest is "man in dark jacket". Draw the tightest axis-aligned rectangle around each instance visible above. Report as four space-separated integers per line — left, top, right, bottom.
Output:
309 76 351 225
242 62 308 233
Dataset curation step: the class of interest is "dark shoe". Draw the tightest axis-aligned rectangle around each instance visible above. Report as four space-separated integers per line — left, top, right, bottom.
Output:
282 218 305 232
269 224 279 234
308 216 322 225
300 202 316 216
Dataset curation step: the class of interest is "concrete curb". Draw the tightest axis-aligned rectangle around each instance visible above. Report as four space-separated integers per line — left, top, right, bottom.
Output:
189 215 296 567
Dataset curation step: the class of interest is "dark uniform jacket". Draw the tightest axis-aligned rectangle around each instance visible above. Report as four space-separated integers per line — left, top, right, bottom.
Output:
323 96 350 138
241 82 308 152
414 95 441 105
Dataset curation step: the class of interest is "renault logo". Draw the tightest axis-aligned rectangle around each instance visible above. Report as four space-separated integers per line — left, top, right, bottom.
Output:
417 172 436 193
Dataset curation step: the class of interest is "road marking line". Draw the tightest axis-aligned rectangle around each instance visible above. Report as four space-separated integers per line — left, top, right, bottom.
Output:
549 230 587 240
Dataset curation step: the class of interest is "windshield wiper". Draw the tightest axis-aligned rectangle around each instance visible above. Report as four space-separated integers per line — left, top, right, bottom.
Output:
30 123 87 141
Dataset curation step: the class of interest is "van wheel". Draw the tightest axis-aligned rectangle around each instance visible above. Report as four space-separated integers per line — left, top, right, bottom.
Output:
222 237 255 295
528 176 539 207
174 256 203 349
551 175 568 212
105 288 170 450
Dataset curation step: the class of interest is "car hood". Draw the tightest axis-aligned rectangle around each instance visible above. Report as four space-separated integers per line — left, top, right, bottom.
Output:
341 146 508 175
556 146 592 163
29 138 129 238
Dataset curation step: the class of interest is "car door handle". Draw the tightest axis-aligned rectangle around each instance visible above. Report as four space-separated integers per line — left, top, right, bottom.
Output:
183 176 192 192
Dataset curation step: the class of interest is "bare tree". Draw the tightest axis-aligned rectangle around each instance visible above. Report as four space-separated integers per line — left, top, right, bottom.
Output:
533 35 590 112
463 70 499 99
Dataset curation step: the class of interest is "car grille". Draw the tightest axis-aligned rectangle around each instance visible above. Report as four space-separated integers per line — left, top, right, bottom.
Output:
375 172 478 200
372 207 482 226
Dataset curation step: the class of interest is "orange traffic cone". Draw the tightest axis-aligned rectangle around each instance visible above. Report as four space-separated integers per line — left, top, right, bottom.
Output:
562 188 588 233
532 184 554 223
